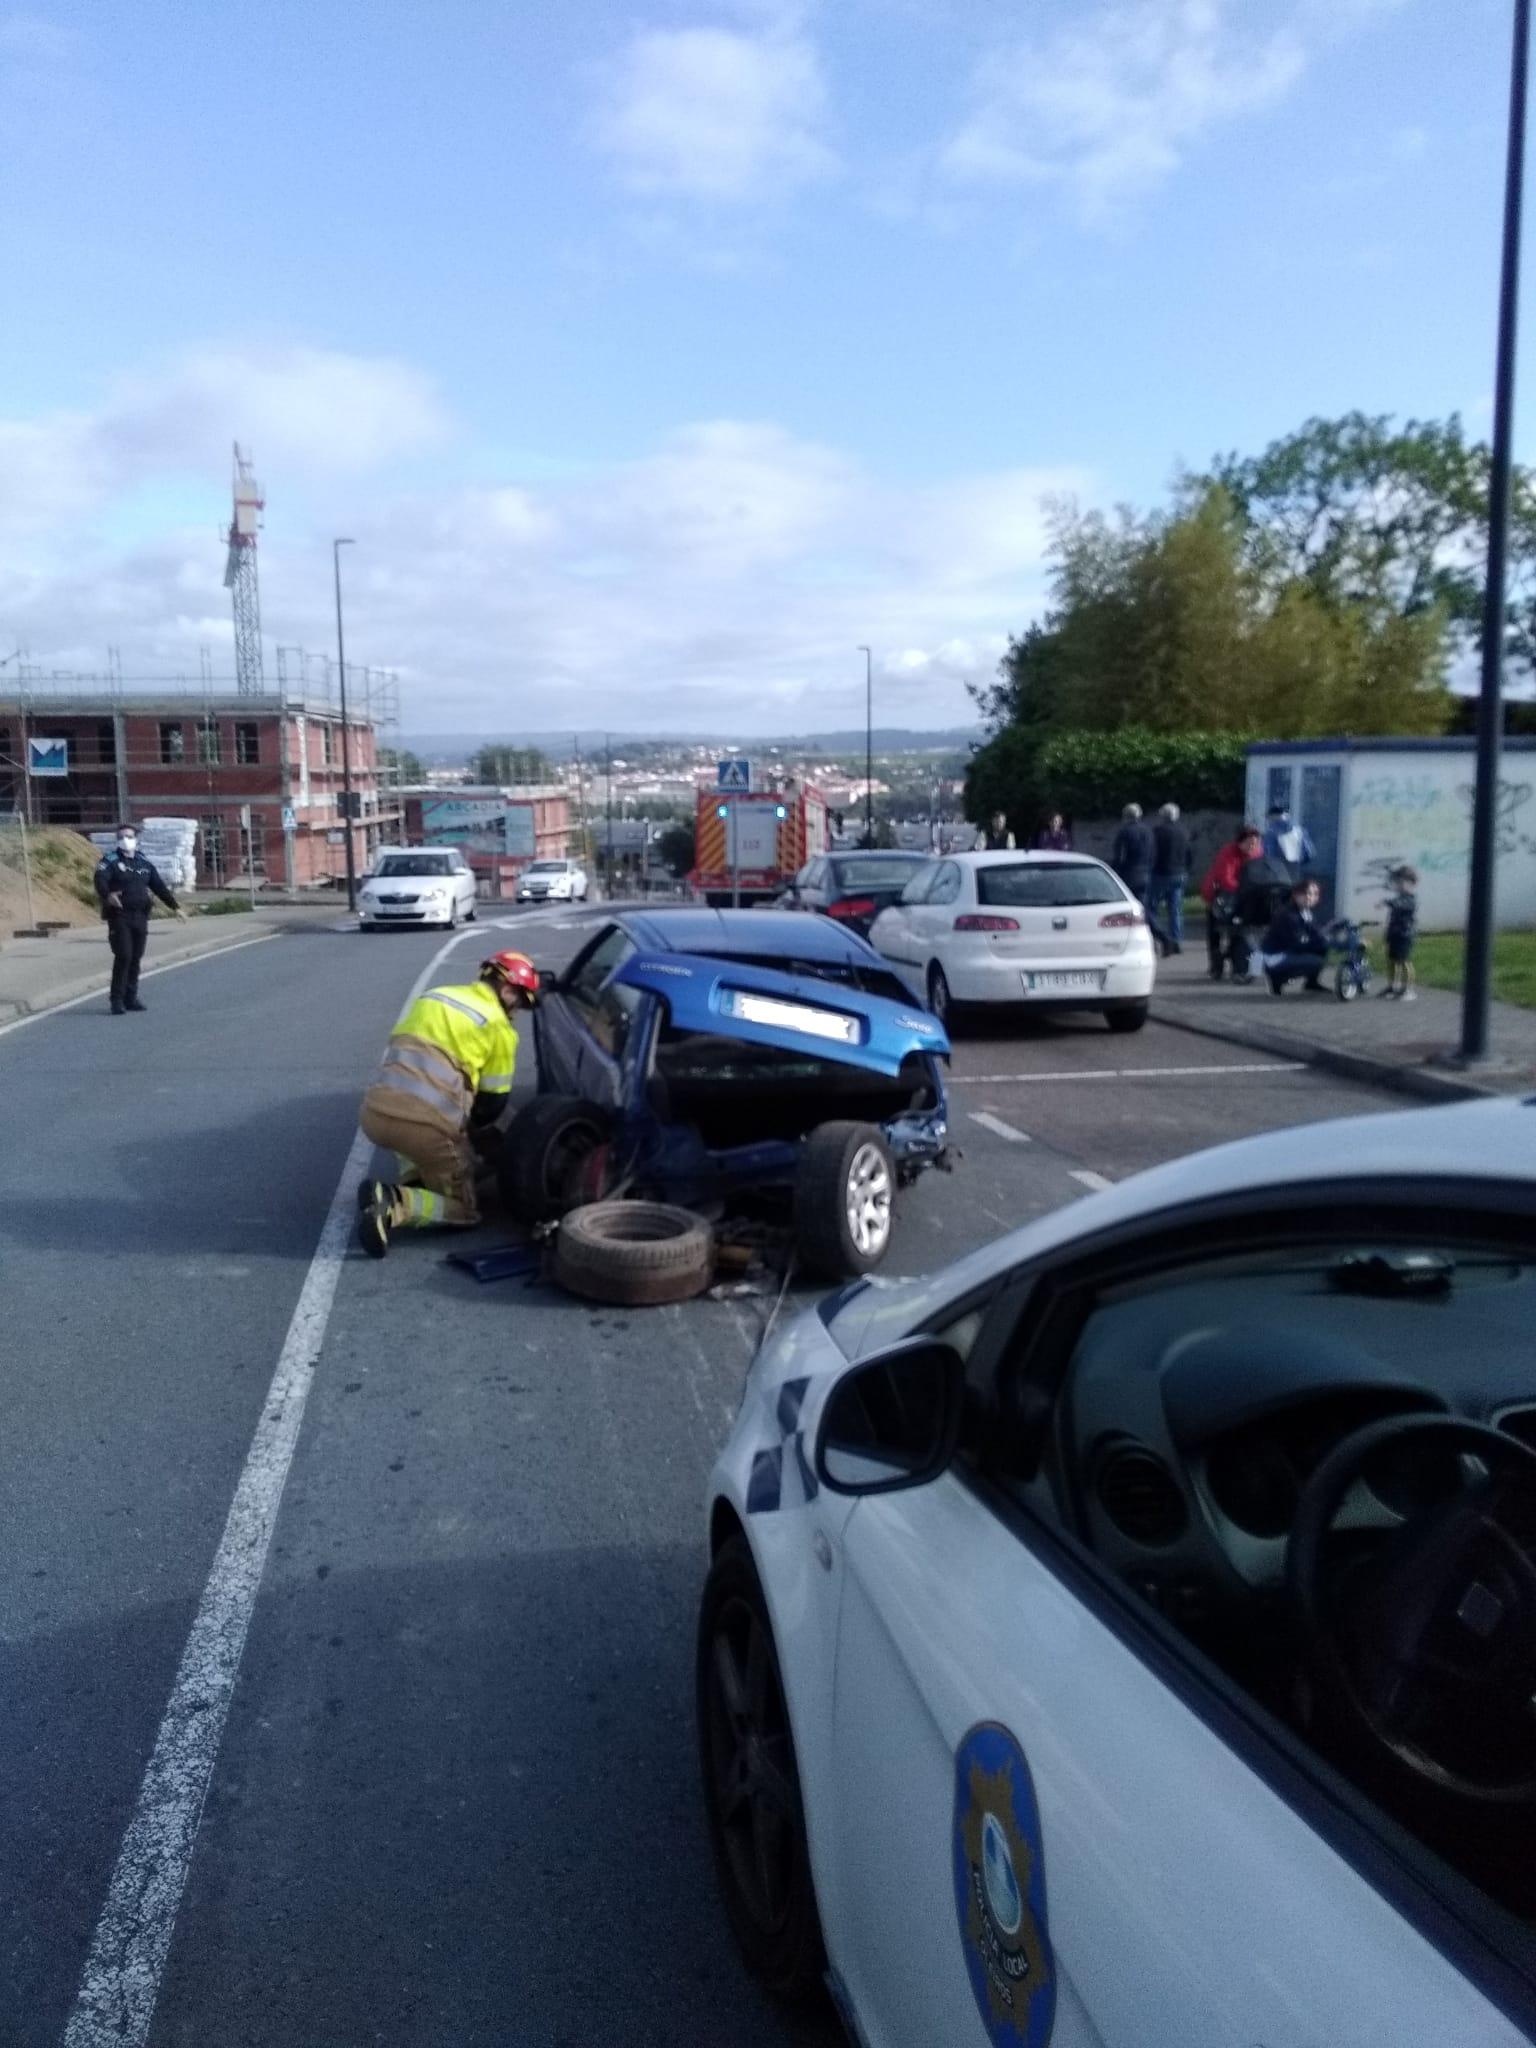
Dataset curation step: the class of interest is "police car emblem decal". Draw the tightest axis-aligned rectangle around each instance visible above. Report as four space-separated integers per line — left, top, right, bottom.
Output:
952 1723 1054 2046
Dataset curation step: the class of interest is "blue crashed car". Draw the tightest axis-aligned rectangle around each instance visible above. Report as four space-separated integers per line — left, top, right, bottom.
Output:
498 909 952 1278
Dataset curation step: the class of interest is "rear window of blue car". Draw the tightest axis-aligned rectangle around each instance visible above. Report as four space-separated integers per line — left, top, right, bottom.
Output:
718 953 916 1007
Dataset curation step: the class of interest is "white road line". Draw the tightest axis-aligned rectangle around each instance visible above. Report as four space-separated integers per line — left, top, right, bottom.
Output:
950 1062 1306 1084
63 922 484 2048
0 930 279 1042
1070 1170 1114 1193
968 1110 1031 1144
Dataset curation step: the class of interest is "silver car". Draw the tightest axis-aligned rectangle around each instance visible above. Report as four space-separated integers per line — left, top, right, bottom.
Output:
515 858 589 904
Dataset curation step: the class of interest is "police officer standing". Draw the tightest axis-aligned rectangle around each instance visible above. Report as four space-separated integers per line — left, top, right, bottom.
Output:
93 823 187 1014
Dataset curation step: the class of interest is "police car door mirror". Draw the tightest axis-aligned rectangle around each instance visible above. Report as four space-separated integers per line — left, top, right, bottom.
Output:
816 1339 964 1496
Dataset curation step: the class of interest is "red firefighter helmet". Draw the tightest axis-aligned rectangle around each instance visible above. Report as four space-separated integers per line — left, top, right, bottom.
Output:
480 949 540 1003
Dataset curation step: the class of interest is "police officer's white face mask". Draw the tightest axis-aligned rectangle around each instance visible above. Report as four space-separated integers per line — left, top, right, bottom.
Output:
117 834 137 855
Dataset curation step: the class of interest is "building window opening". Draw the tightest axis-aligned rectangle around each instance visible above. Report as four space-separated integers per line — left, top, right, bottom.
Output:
160 723 186 765
235 721 260 765
197 718 221 766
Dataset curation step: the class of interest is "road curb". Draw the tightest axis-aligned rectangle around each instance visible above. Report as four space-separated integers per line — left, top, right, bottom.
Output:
0 926 281 1030
1150 1002 1502 1105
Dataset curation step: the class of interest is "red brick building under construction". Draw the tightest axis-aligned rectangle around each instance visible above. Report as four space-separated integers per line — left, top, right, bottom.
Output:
0 691 402 888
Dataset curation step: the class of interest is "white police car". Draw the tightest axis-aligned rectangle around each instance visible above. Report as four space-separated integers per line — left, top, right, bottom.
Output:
696 1096 1536 2047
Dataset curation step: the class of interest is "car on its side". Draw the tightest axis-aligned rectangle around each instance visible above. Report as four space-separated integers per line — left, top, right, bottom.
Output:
776 850 936 938
696 1095 1536 2048
357 847 478 930
515 857 589 904
869 848 1156 1031
499 909 950 1278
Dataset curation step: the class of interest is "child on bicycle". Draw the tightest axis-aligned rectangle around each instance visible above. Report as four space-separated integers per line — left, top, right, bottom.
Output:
1381 865 1418 1002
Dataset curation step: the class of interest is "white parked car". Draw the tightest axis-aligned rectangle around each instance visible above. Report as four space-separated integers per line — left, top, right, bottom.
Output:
697 1096 1536 2047
357 847 478 930
869 849 1156 1031
515 857 590 904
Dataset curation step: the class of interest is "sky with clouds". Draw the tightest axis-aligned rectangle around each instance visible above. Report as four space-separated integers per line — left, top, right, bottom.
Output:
0 0 1526 735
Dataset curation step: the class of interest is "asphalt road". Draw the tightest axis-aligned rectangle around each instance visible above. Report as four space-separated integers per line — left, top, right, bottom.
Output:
0 911 1409 2047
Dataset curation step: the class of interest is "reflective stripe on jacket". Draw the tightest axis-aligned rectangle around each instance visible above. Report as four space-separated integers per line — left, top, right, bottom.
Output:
368 981 518 1124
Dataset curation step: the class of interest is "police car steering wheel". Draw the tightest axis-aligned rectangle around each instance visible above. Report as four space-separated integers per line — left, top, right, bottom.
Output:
1287 1414 1536 1804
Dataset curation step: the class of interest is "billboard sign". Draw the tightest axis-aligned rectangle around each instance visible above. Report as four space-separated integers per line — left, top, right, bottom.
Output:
420 795 538 857
27 737 69 778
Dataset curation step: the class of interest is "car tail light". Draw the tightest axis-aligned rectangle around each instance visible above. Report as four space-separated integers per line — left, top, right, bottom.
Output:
1099 909 1146 928
827 897 877 920
954 914 1020 932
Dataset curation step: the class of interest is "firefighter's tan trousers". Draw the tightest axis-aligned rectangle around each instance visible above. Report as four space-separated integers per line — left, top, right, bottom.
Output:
359 1091 481 1228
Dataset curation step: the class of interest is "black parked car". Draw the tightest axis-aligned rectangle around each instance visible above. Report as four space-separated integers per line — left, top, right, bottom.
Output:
777 850 936 936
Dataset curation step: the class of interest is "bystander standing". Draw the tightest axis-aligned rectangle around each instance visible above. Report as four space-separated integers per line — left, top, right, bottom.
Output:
1149 803 1190 955
1380 865 1419 1002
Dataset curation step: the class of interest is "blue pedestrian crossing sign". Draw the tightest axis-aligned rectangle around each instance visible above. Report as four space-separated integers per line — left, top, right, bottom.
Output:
717 757 751 792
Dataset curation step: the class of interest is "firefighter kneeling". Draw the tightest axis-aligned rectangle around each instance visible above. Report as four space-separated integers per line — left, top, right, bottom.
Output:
356 950 540 1258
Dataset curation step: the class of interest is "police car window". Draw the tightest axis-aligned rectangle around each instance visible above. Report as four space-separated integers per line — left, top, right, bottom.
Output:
1011 1224 1536 1945
565 927 632 1008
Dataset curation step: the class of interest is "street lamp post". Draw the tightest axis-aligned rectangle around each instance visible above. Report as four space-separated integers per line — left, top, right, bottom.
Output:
858 646 873 848
1461 0 1531 1062
333 538 358 914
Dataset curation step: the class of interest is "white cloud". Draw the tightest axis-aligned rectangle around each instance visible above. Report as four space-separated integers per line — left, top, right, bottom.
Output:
0 350 1082 733
941 0 1385 220
591 20 837 202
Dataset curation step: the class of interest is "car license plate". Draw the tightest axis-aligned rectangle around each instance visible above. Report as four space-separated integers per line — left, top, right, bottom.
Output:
1023 970 1105 993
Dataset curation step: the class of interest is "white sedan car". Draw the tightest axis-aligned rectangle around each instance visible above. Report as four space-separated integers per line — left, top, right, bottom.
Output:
515 857 590 904
868 850 1156 1032
357 847 478 929
697 1096 1536 2048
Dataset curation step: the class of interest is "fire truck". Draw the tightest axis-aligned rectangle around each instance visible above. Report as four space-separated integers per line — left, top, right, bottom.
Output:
692 783 829 907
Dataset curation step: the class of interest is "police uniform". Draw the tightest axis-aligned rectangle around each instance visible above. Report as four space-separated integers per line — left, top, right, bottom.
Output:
358 981 519 1229
93 846 180 1013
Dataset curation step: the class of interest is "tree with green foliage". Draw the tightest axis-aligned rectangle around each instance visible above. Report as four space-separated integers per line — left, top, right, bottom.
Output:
1199 411 1536 673
474 744 552 786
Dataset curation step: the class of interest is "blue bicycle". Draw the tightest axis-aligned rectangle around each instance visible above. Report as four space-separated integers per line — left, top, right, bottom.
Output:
1326 917 1377 1002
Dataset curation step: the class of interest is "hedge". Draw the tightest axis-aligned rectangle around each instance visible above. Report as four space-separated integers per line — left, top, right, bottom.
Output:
966 726 1248 826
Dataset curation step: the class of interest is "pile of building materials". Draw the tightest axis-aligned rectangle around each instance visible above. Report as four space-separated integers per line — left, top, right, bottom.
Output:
88 817 200 891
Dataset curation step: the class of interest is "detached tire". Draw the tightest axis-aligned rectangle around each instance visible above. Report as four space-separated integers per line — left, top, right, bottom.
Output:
554 1201 714 1306
498 1095 612 1223
697 1537 827 2002
795 1121 894 1280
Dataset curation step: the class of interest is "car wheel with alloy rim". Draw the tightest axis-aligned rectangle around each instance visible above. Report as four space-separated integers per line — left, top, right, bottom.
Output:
697 1537 826 2001
926 962 952 1025
794 1120 895 1279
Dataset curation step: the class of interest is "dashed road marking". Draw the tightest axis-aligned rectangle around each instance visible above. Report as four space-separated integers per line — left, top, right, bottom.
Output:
1070 1169 1114 1192
950 1062 1306 1084
968 1110 1031 1143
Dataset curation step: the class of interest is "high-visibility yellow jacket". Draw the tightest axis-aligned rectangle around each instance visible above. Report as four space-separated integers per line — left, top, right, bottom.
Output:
365 980 519 1128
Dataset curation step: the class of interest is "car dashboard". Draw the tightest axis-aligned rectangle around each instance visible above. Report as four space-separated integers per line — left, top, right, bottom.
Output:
1062 1249 1536 1619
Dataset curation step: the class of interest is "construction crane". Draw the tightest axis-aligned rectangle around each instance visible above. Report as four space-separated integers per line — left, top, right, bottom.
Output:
223 443 265 696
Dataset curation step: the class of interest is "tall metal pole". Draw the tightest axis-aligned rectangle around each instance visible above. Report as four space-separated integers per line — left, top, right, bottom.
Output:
859 646 874 848
604 732 613 895
333 538 358 914
1462 0 1531 1062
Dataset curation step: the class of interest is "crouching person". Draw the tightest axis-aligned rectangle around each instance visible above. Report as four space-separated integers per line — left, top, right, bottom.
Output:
356 950 539 1257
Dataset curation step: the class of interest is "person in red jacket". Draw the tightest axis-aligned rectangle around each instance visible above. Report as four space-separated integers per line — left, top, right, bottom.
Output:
1200 826 1263 981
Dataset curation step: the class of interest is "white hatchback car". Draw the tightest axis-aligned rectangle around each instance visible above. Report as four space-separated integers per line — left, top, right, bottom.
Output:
697 1096 1536 2048
515 857 590 904
868 850 1156 1032
357 847 478 930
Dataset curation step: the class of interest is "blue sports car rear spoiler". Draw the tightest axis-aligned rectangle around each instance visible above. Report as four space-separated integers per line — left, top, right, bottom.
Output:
613 949 950 1078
